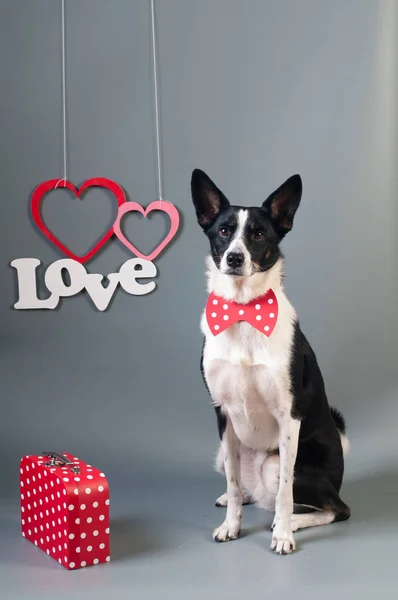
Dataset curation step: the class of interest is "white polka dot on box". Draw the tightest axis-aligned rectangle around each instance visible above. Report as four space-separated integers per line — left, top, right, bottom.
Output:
20 452 110 570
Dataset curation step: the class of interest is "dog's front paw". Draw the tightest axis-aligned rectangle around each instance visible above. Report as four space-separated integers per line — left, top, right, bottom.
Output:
271 521 295 554
212 520 241 542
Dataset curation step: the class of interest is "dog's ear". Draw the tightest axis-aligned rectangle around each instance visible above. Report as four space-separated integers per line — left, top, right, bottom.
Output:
191 169 230 228
262 174 302 237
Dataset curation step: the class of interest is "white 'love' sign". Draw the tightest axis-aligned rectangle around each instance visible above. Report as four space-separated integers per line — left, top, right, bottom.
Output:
11 258 157 311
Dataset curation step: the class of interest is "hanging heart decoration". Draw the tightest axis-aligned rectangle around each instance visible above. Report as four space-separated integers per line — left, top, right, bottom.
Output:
31 178 127 263
113 200 180 261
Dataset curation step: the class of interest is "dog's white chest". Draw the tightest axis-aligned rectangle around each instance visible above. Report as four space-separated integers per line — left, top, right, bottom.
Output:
202 305 295 451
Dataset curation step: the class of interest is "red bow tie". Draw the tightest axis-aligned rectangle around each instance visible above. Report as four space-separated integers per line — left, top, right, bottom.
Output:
206 290 278 336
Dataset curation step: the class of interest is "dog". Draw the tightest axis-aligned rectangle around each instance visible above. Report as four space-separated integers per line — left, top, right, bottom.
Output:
191 169 350 554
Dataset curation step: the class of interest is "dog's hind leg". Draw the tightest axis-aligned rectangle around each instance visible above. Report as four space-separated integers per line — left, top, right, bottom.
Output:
290 510 335 531
289 470 350 532
215 492 253 507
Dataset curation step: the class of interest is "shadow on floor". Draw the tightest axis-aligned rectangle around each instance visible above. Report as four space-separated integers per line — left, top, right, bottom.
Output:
110 516 171 561
342 466 398 524
244 465 398 551
2 466 397 563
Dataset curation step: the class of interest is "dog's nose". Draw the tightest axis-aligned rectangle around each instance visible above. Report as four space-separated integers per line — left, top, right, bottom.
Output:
226 252 244 268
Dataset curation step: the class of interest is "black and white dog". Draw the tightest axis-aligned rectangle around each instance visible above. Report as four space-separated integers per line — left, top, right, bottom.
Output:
191 169 350 554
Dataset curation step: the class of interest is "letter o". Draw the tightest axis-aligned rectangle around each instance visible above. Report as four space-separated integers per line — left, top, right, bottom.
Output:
44 259 87 297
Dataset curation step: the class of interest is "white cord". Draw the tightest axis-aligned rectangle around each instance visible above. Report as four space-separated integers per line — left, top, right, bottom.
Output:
60 0 67 187
150 0 163 201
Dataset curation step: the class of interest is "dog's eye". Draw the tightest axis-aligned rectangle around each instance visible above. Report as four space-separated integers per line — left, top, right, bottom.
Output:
218 227 231 238
252 230 265 241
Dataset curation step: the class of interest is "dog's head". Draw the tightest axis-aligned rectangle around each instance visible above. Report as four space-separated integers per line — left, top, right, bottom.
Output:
191 169 302 277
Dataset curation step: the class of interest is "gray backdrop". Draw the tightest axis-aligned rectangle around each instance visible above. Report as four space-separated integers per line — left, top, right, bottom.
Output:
1 1 398 598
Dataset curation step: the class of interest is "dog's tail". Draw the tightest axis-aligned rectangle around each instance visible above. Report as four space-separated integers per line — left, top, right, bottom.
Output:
331 407 350 457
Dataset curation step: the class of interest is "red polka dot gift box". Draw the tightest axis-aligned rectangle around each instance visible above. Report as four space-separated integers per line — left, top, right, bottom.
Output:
20 452 110 570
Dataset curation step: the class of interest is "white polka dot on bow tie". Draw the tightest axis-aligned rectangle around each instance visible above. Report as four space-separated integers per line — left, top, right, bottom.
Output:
269 313 275 318
223 315 229 321
223 304 228 310
211 312 217 317
256 315 261 321
255 304 260 310
213 299 218 305
239 309 244 315
264 325 270 331
214 325 220 331
268 298 273 304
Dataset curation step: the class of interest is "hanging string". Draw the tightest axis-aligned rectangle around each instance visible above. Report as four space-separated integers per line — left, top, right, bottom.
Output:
56 0 67 188
150 0 163 201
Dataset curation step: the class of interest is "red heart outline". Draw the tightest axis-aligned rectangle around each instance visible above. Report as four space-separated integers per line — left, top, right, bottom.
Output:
31 178 127 263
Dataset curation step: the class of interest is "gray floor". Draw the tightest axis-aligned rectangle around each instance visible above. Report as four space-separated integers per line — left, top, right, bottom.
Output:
1 454 398 600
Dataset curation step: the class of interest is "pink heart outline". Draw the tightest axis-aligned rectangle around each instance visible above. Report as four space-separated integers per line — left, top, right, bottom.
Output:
113 200 180 261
